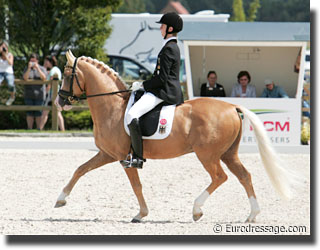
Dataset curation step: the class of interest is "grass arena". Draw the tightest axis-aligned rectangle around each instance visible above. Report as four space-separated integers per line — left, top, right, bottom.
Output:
0 138 310 235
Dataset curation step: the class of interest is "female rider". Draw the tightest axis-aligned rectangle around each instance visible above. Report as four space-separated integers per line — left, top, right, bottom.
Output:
125 12 184 168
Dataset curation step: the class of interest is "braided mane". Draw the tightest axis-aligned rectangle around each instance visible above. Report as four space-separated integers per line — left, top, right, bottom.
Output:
79 56 129 91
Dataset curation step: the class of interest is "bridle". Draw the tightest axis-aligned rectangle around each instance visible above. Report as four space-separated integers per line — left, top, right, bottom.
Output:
58 57 131 106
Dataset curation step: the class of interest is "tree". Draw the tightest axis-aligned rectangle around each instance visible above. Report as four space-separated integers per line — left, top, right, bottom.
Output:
116 0 146 13
257 0 309 22
133 0 308 22
0 0 8 40
231 0 246 21
3 0 121 65
146 0 169 13
231 0 260 21
247 0 260 21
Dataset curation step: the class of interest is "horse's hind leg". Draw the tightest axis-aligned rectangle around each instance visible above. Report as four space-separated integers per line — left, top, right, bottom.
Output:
124 168 148 223
193 151 228 222
221 151 260 223
55 151 115 208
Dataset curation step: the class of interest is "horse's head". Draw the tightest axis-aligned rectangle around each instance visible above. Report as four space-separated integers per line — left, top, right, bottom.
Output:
55 50 130 111
55 50 85 111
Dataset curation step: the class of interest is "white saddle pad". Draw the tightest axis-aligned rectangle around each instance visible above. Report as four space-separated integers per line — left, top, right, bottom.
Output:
124 92 176 140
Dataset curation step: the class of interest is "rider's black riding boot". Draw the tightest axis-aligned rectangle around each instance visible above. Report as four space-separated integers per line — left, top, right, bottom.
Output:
128 118 144 168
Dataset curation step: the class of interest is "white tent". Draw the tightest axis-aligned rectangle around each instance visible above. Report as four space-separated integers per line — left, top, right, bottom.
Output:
180 22 310 146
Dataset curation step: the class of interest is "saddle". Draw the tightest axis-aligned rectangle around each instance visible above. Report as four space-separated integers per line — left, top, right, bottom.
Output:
124 90 176 140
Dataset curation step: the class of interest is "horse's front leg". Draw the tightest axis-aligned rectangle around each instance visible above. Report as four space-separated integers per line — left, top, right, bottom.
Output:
124 168 149 222
55 150 116 208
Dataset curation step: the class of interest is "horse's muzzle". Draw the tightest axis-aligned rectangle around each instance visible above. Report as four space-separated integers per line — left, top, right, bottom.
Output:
55 96 72 111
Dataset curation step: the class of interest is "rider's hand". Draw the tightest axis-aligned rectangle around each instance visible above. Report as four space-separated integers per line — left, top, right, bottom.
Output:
131 81 144 92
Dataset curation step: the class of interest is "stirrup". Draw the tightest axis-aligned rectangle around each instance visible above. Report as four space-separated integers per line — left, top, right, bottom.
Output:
120 153 144 169
120 153 132 168
131 157 144 169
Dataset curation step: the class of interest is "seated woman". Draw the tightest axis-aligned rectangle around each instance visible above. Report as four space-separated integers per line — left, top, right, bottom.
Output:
231 71 256 98
200 71 226 97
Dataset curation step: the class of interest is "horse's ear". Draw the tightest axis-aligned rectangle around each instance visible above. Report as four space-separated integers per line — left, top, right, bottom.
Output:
66 50 75 66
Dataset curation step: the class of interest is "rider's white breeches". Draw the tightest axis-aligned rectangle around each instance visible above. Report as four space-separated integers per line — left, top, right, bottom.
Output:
126 92 163 125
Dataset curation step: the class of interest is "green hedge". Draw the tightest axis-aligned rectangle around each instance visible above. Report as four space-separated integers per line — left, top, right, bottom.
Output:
63 110 93 130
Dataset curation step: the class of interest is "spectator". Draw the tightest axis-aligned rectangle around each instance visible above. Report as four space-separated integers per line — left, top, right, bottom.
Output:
0 41 15 105
302 99 310 118
200 71 226 97
39 55 64 131
302 86 310 118
231 71 256 98
261 79 289 98
23 53 47 129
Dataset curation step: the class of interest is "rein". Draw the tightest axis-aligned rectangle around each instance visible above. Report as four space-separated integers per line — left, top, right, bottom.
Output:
85 89 131 99
58 57 131 105
70 89 131 103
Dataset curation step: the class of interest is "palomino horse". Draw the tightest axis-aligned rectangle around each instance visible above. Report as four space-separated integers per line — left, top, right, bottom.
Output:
54 51 292 223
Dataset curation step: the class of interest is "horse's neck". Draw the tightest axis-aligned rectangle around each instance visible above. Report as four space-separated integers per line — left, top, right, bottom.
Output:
83 66 128 132
87 92 127 119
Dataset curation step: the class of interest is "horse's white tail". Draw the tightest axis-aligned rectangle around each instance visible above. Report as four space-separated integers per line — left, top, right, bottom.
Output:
237 105 292 200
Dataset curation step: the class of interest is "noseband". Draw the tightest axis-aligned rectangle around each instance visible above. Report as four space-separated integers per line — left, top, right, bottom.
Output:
58 58 84 105
58 57 131 106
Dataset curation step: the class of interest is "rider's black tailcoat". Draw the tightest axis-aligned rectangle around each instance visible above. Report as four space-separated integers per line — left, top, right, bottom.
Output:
143 39 184 105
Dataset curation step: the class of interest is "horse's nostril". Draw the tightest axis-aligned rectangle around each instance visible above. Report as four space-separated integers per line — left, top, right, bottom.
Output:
56 96 65 107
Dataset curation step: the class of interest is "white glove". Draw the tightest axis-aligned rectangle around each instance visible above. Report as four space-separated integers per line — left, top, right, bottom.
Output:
131 81 144 92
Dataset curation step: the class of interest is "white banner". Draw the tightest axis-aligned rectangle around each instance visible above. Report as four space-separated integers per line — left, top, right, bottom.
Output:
215 98 302 145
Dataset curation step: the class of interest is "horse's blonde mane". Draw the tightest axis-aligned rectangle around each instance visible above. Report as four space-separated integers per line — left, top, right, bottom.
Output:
78 56 129 90
65 50 128 91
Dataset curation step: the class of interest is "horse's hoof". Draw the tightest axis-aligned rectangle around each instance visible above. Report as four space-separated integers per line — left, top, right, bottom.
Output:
131 218 141 223
193 212 203 222
245 210 259 223
54 200 66 208
245 217 256 223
